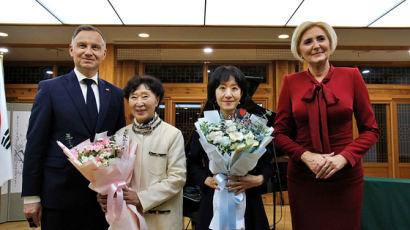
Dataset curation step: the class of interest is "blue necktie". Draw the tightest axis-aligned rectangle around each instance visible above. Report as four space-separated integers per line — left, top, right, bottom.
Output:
83 79 98 132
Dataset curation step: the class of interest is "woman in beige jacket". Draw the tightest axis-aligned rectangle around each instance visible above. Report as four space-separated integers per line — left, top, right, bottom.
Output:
98 75 186 229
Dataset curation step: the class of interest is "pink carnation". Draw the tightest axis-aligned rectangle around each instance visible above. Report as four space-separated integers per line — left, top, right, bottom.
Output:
70 149 78 159
101 138 110 146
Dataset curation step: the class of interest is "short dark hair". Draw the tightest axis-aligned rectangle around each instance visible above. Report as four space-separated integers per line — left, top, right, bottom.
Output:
205 65 249 110
123 75 164 103
71 25 106 49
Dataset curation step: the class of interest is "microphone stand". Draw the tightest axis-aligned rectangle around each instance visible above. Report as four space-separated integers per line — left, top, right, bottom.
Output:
271 143 284 230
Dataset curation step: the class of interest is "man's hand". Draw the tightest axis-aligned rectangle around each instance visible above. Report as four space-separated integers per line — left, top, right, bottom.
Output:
24 202 42 228
97 193 107 213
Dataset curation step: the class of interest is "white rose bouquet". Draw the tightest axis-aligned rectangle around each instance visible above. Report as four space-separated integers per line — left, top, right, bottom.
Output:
57 131 147 230
194 109 273 230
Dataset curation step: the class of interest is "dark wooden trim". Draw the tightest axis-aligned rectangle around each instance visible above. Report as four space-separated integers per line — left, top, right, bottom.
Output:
4 61 73 66
116 44 291 49
2 43 68 48
117 44 410 50
337 46 410 50
3 43 409 51
331 61 410 66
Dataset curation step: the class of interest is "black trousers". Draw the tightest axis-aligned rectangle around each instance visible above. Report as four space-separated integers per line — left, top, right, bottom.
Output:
41 201 108 230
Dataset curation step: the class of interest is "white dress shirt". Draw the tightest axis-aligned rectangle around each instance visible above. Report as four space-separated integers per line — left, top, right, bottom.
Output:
74 68 100 112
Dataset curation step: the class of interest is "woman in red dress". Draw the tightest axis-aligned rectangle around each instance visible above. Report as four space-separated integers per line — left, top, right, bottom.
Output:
273 21 379 230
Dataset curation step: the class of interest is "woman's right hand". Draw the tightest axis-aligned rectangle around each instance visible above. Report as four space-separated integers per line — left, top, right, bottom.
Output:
301 151 334 175
96 193 107 213
204 175 220 190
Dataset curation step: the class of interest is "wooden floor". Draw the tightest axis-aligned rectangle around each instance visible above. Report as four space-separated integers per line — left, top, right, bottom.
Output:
0 193 292 230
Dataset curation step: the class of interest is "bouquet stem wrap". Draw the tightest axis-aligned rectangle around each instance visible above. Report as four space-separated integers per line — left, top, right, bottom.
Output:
107 181 127 222
195 110 273 230
57 132 147 230
213 174 245 230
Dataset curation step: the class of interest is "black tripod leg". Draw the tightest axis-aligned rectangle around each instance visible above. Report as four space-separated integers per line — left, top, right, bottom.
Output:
273 188 276 230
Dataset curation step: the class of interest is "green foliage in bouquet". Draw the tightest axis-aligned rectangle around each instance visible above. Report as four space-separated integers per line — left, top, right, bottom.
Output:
200 111 271 157
70 136 123 167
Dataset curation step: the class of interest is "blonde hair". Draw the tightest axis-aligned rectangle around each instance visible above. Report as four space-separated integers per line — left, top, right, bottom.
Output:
291 21 338 62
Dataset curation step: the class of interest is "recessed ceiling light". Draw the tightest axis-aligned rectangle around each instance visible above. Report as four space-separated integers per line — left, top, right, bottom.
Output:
362 70 370 74
203 48 213 53
138 33 150 38
0 32 8 37
278 34 289 39
408 50 410 54
0 48 9 53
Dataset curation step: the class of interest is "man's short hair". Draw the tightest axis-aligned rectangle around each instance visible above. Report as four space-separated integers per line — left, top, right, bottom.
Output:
71 25 106 49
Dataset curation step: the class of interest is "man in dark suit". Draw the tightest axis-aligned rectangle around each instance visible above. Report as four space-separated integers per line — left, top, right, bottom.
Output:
22 25 125 229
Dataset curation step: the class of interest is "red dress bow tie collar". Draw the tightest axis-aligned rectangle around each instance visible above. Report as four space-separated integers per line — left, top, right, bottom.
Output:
301 66 339 154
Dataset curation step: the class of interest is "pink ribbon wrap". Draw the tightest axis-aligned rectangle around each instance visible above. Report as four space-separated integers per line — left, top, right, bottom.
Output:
57 135 147 230
107 181 127 222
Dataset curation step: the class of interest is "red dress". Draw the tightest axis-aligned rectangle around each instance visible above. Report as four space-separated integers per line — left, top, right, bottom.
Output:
274 66 379 230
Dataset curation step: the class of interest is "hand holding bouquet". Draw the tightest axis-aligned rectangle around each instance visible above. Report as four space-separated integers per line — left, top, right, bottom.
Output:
57 131 147 230
195 109 273 230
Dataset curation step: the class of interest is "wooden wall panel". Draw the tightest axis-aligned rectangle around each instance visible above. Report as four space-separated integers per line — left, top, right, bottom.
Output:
363 163 390 178
118 61 136 88
5 84 37 102
99 44 115 84
275 61 289 107
117 61 137 125
368 85 410 100
398 165 410 178
163 84 207 99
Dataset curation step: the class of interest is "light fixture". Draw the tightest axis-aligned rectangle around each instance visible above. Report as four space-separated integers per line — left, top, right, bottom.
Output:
207 70 211 73
287 0 405 26
0 48 9 53
408 50 410 53
362 70 370 74
0 32 8 37
0 0 61 24
46 70 53 75
138 33 150 38
33 0 121 24
278 34 289 39
203 48 213 53
109 0 204 25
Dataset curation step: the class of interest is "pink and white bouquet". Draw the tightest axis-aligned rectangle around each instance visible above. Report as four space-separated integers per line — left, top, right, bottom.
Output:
195 109 273 230
69 135 122 167
57 131 147 230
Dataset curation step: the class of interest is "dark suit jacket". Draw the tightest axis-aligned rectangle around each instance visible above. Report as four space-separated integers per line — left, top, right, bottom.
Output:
22 70 125 209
